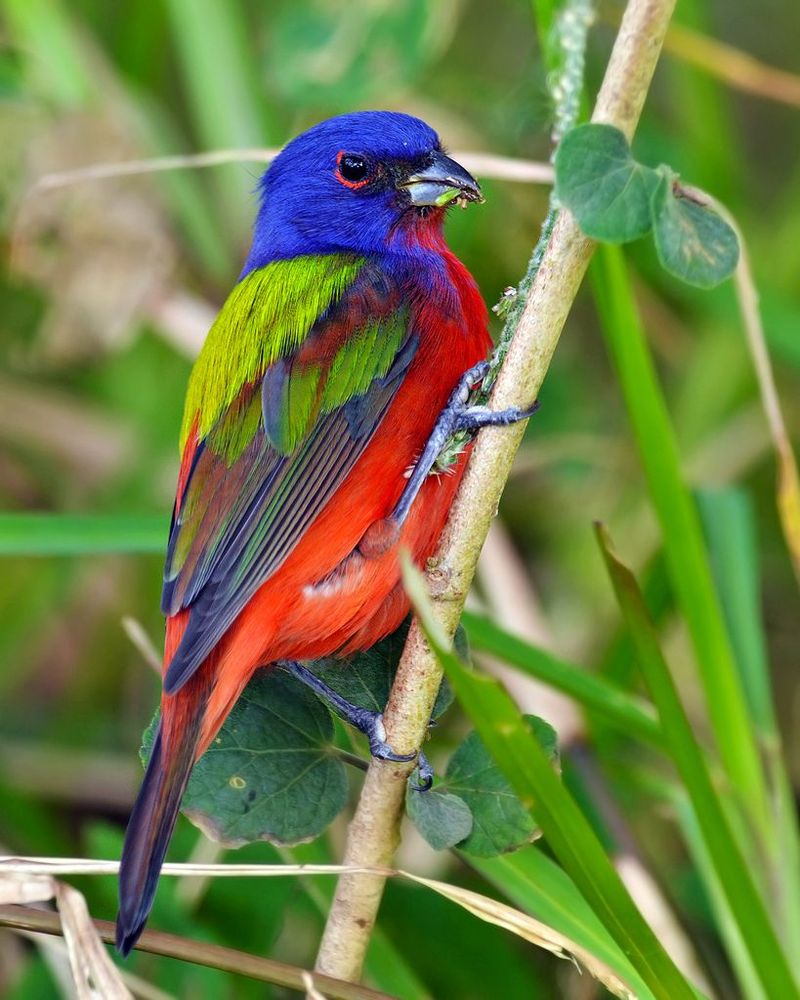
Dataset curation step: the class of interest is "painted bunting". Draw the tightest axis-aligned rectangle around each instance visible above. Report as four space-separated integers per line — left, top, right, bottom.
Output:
116 111 534 954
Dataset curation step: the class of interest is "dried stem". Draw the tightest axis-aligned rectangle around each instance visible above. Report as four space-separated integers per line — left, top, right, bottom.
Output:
31 150 553 192
314 0 677 983
0 906 390 1000
733 242 800 585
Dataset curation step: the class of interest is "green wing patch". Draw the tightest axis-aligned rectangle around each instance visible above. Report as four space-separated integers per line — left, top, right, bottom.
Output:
264 308 409 454
181 253 364 450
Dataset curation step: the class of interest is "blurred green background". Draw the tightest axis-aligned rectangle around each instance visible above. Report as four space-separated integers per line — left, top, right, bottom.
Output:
1 0 798 997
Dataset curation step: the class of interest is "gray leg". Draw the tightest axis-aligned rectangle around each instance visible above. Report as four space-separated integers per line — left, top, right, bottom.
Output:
280 660 433 788
391 361 538 528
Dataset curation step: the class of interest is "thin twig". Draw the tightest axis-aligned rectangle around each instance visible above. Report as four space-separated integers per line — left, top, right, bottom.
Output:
600 2 800 108
314 0 677 983
121 616 162 674
30 150 553 192
661 18 800 108
733 242 800 585
0 906 391 1000
677 184 800 585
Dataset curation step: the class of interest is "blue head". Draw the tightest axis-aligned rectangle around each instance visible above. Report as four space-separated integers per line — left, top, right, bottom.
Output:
242 111 482 274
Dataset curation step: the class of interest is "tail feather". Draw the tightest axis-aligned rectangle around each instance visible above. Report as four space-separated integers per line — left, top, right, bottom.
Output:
116 722 198 956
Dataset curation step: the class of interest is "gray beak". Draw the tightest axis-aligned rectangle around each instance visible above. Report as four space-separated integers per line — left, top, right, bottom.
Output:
401 150 483 207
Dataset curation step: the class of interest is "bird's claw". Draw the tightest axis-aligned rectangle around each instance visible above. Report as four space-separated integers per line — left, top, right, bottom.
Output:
358 712 435 790
410 751 434 791
388 361 538 528
360 710 416 763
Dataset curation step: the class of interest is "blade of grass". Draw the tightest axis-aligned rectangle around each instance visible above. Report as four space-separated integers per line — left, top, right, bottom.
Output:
3 0 94 107
595 523 800 999
674 795 768 1000
695 490 775 735
400 869 636 1000
597 550 673 690
164 0 274 240
590 243 769 833
462 611 662 746
0 514 164 555
470 847 658 1000
696 489 800 969
402 558 698 1000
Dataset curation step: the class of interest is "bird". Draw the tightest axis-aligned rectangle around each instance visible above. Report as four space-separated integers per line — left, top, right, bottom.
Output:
116 110 534 955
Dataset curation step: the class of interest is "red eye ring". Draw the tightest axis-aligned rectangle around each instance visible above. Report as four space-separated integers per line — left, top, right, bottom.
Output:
335 151 372 189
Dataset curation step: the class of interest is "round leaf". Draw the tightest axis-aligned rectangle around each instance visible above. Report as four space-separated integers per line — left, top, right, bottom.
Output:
443 716 559 858
406 785 473 851
651 172 739 288
554 123 658 242
143 671 348 847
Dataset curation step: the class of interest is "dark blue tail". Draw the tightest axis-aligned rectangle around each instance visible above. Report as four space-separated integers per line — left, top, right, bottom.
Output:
116 725 196 956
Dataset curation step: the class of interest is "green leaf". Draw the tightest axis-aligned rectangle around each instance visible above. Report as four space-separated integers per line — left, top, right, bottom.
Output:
554 124 657 242
144 671 348 846
462 612 662 747
591 244 769 831
138 620 458 848
440 720 555 858
651 170 739 287
0 513 165 555
595 523 800 1000
696 490 775 733
312 618 454 721
471 847 659 1000
406 786 473 851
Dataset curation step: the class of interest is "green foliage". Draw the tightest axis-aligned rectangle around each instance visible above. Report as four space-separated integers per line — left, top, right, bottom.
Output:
472 848 660 1000
554 124 657 241
404 560 698 1000
143 672 348 846
405 786 473 851
591 243 769 829
596 523 800 998
462 611 662 746
408 717 558 856
141 623 542 855
555 123 739 286
650 172 740 288
436 720 551 856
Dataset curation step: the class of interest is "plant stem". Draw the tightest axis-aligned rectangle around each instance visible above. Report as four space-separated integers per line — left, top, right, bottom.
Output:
0 906 391 1000
314 0 677 983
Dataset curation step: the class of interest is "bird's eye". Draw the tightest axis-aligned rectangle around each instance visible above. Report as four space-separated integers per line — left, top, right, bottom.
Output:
336 152 372 189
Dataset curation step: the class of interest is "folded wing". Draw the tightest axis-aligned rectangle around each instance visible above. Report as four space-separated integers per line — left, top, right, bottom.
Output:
161 257 417 693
